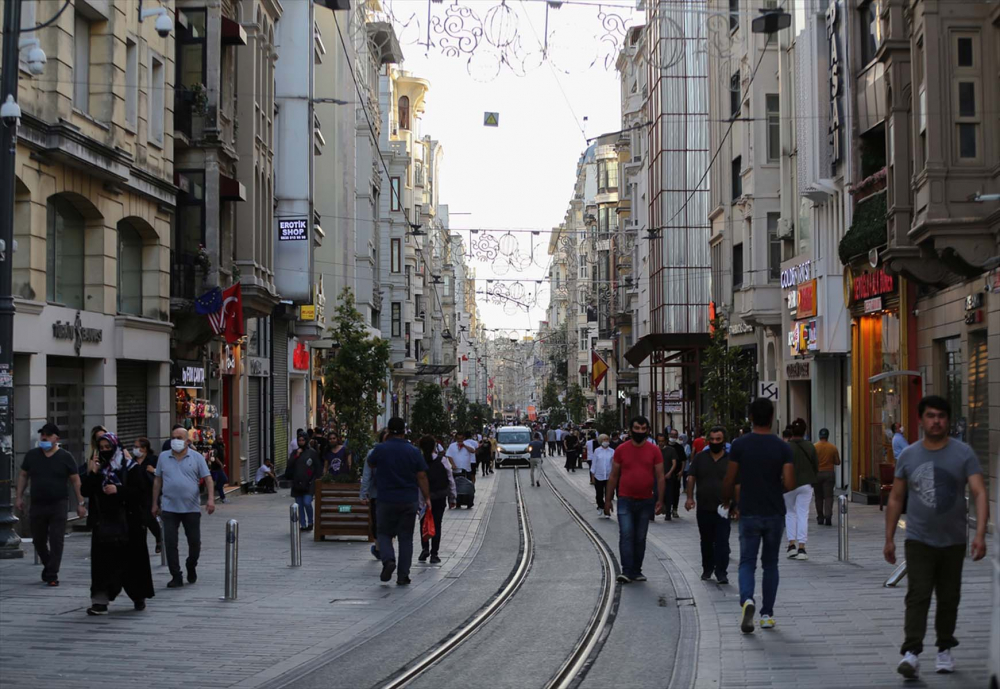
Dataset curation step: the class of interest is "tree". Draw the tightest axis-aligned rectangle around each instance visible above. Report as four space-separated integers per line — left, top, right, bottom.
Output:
700 315 757 440
541 379 562 413
547 406 568 427
594 406 621 435
410 382 450 440
468 402 491 432
447 385 470 432
564 384 588 424
323 287 391 480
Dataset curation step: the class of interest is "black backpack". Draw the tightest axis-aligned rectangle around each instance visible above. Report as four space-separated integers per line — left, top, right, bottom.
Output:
427 457 449 496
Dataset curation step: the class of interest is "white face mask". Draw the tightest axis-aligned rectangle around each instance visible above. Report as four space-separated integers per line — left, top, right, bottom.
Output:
601 441 610 448
133 448 144 458
170 438 187 453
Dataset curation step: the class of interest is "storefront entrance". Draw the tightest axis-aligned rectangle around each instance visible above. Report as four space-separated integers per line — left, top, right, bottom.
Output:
47 357 85 461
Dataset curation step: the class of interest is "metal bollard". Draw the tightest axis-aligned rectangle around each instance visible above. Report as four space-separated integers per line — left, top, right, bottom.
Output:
157 517 166 567
837 495 849 562
289 503 301 567
223 519 239 601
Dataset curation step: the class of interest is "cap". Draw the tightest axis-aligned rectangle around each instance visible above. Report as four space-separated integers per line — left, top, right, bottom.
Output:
37 422 61 437
819 428 830 439
387 417 406 433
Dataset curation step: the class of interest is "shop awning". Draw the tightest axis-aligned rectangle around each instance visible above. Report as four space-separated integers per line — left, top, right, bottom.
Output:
221 17 248 46
366 22 403 65
579 364 588 374
624 332 712 368
220 174 246 202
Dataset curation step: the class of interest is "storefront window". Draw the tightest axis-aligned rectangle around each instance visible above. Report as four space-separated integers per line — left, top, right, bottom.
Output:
939 337 964 439
860 310 903 491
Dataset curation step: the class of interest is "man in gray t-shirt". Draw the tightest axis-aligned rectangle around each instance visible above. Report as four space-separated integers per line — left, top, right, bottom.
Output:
152 428 214 588
884 395 989 680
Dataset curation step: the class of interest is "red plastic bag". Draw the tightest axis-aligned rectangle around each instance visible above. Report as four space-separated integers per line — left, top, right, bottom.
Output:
421 507 436 540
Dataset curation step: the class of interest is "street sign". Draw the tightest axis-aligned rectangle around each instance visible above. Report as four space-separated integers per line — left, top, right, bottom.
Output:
617 390 626 400
758 381 778 401
484 112 499 127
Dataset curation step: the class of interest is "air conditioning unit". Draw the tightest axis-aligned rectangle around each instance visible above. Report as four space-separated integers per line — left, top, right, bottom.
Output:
777 217 794 239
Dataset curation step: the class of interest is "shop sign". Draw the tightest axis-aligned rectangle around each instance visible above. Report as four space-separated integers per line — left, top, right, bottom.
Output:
222 344 237 374
758 381 779 401
299 305 316 321
275 216 311 302
248 356 270 378
780 260 812 289
965 293 984 311
786 361 810 380
292 342 310 371
826 0 842 169
863 296 882 313
728 321 753 336
278 218 308 241
181 366 206 385
850 268 895 304
787 290 798 311
787 319 819 356
52 312 103 356
656 390 683 413
797 279 817 318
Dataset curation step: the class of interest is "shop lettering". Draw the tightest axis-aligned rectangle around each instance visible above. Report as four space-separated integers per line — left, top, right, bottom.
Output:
786 361 810 380
852 269 894 302
52 312 103 356
781 261 812 289
248 357 270 377
728 321 753 335
181 366 205 385
826 0 842 169
278 218 308 241
787 290 798 311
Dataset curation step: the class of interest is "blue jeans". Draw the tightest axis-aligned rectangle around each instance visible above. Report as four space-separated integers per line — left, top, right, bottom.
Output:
617 497 655 577
738 514 784 616
294 494 313 527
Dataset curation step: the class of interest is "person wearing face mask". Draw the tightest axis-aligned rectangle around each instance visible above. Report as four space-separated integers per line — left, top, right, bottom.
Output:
16 423 86 587
82 432 155 614
132 437 162 554
666 430 685 519
153 427 215 588
686 426 734 584
603 416 666 583
590 434 615 516
656 432 681 522
284 432 319 531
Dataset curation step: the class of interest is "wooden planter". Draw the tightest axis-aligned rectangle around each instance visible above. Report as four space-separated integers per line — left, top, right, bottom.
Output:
314 482 372 542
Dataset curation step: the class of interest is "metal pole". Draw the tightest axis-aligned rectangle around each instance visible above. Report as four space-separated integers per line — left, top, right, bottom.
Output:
223 519 238 600
837 494 849 562
0 0 25 560
157 517 166 567
289 503 301 567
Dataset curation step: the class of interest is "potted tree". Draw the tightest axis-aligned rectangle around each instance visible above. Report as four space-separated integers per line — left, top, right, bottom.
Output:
315 288 390 541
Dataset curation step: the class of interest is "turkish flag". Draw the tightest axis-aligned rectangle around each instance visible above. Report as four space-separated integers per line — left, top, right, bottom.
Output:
207 283 245 344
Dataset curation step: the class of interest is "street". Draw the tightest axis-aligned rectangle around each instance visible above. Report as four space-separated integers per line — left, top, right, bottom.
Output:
0 467 992 689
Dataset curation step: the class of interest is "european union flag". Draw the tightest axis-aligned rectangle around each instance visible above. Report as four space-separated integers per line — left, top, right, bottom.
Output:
194 286 223 315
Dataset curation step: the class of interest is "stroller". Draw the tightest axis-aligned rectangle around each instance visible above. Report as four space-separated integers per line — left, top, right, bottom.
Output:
454 474 476 508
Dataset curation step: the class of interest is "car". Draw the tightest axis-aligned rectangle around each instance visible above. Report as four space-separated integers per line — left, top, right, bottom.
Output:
495 426 533 468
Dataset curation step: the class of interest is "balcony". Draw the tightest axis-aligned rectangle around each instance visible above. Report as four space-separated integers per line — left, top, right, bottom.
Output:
734 284 781 328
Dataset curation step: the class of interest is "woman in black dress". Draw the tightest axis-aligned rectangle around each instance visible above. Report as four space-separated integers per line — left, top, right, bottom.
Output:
81 432 155 615
564 430 580 472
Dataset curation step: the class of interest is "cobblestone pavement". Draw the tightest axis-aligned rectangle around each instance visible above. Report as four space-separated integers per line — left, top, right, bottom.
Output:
554 467 994 689
0 474 500 689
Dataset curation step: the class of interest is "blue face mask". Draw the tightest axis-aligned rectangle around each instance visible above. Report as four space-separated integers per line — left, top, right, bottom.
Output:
39 441 53 451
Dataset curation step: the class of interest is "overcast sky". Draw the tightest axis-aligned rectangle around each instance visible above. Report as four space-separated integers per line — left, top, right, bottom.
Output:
390 0 638 336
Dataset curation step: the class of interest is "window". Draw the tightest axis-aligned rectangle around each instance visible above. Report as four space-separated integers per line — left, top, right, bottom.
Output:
46 197 86 309
958 82 975 117
398 96 410 130
579 288 587 314
710 241 723 305
731 156 742 200
729 0 739 32
125 39 139 129
405 322 411 357
579 328 589 351
172 170 205 299
766 94 780 162
957 37 973 67
391 302 401 338
767 213 781 281
579 253 588 279
860 0 884 65
939 337 963 437
597 159 619 191
74 13 91 112
732 243 744 289
730 73 740 118
391 238 402 273
390 177 401 211
953 35 980 162
118 221 143 315
149 54 165 145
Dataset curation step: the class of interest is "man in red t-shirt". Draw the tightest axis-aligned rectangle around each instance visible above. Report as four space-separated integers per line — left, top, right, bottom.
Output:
604 416 666 583
692 428 707 456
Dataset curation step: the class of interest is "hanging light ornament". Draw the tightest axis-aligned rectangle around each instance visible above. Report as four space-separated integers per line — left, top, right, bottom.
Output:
483 1 519 49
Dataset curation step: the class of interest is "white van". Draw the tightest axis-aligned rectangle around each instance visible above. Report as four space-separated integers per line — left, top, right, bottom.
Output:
495 426 533 468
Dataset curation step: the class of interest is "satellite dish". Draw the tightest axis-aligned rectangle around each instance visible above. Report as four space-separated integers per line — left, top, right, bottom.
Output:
868 248 879 268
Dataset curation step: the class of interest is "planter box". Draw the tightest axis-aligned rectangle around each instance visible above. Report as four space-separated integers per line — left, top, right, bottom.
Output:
314 482 372 542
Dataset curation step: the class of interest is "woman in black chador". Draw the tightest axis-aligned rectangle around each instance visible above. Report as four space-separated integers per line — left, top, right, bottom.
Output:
82 431 155 615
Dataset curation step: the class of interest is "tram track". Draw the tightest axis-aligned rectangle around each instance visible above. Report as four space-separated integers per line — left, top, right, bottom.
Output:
378 468 619 689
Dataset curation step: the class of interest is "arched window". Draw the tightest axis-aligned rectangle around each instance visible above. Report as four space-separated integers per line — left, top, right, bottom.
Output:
398 95 410 130
46 196 85 309
118 220 144 315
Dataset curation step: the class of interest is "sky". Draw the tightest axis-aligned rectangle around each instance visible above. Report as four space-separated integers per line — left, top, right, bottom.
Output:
386 0 639 337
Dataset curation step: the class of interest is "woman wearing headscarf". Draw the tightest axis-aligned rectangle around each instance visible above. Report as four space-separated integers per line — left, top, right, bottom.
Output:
81 432 155 615
418 435 456 564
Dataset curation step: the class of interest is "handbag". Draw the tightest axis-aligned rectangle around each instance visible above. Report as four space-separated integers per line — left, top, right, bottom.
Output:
421 506 436 541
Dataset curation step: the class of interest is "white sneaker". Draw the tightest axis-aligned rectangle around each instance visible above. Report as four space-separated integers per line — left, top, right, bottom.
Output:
897 652 919 679
935 649 955 673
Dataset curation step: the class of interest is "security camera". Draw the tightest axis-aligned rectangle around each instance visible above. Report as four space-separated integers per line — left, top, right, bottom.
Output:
155 12 173 36
1 95 21 128
19 38 46 75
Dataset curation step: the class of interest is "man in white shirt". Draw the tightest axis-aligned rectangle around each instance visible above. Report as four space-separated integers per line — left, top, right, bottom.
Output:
555 427 564 456
445 430 479 481
590 434 615 517
255 458 276 493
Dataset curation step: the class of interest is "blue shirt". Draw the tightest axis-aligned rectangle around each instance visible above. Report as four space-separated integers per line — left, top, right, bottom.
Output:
729 433 793 518
155 448 210 513
366 438 428 504
892 432 909 460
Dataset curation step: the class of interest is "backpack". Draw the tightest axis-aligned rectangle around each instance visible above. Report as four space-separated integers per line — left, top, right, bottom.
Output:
427 458 449 496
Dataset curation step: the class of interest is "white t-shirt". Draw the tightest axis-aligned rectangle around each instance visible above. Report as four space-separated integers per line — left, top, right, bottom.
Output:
446 439 479 472
586 439 595 457
255 464 274 483
590 446 615 481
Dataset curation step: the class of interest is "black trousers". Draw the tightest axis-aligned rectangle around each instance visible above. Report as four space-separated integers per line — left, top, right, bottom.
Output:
161 511 201 579
547 441 557 456
696 510 731 578
593 479 608 510
666 475 682 510
30 500 68 582
421 497 448 556
257 475 276 493
902 540 966 655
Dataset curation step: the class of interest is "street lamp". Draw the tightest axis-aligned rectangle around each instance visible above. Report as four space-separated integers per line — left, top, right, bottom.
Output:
751 8 791 34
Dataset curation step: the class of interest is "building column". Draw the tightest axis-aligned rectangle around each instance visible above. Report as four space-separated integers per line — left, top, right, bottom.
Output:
13 353 47 466
147 362 171 445
83 358 116 438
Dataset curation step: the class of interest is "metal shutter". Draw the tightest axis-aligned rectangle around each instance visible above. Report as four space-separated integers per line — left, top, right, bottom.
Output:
273 319 289 473
116 360 148 448
248 377 261 479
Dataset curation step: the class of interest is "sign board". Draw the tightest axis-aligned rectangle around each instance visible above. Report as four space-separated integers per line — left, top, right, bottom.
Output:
848 267 895 305
656 390 683 413
248 356 270 378
275 216 312 301
181 366 206 386
728 321 753 336
338 505 352 513
484 112 499 127
52 312 103 356
797 279 818 318
786 361 810 380
863 296 882 314
758 381 779 401
780 260 812 289
299 305 316 321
